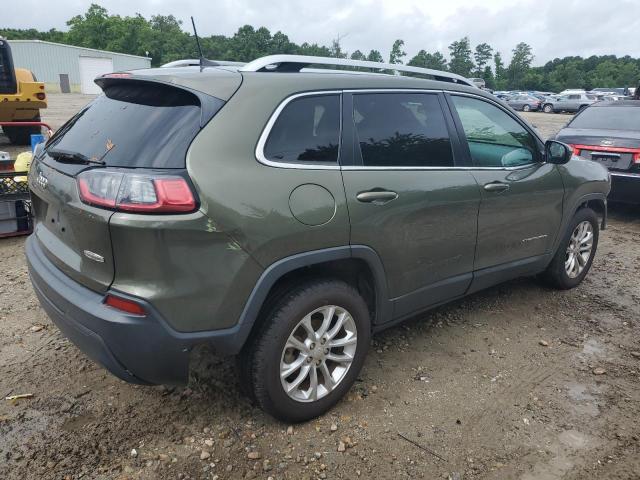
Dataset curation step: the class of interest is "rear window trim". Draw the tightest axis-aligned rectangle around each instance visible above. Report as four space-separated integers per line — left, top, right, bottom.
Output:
255 90 343 170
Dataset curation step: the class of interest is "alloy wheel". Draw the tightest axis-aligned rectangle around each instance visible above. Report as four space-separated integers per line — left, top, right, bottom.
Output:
565 220 594 278
279 305 357 403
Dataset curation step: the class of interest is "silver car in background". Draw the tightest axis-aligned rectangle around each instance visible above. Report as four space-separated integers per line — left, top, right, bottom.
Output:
543 93 597 113
507 94 542 112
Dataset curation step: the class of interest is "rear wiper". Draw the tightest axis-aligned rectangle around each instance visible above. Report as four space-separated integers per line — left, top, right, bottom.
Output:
46 148 105 165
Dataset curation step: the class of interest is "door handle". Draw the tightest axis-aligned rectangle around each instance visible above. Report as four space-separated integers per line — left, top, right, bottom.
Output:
483 182 510 193
356 190 398 204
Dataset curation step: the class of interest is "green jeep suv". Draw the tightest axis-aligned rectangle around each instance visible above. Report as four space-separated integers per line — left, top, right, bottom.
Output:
26 55 610 422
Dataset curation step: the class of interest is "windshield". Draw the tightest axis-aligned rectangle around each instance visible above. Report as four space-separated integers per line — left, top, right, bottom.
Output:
569 107 640 131
0 41 16 94
45 82 223 168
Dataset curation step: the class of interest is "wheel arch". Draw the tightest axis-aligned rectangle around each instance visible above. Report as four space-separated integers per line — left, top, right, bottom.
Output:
234 246 391 354
575 194 607 230
553 193 607 255
546 193 606 272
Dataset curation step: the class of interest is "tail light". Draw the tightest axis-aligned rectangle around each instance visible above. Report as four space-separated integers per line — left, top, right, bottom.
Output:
77 170 197 213
634 152 640 164
566 144 581 156
104 294 146 315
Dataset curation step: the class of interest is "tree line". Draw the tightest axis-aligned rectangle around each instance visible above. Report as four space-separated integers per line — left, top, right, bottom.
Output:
3 4 639 92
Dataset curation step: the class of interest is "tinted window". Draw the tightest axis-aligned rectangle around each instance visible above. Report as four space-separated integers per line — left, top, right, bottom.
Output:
353 93 453 167
264 95 340 164
451 95 539 167
44 82 220 168
568 95 580 100
0 42 17 94
569 106 640 131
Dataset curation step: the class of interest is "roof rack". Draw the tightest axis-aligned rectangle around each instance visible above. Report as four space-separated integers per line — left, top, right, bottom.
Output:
161 59 246 68
239 54 476 87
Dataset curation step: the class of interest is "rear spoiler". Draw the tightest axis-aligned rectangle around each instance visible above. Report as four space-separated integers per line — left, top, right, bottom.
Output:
95 74 224 128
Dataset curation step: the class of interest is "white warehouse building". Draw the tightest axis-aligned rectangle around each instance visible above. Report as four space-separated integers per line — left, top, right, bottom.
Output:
7 40 151 94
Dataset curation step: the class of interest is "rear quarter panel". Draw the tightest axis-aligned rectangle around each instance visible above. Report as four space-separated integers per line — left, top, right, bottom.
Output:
186 75 351 268
109 212 263 332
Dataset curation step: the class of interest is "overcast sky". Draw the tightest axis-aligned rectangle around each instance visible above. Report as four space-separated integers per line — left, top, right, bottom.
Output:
4 0 640 65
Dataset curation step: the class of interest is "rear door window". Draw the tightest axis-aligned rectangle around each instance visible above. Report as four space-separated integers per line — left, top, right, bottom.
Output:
263 94 341 164
353 93 453 167
44 82 222 169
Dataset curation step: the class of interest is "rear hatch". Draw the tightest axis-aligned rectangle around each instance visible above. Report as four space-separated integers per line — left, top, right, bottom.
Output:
28 75 230 292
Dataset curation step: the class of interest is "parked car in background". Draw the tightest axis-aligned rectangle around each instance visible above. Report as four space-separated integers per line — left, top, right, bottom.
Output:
493 92 512 101
591 87 631 96
598 94 626 102
542 93 597 113
470 77 486 89
507 94 541 111
555 101 640 203
559 89 586 96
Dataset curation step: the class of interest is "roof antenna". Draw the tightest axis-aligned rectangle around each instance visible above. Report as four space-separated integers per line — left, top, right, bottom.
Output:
191 16 217 70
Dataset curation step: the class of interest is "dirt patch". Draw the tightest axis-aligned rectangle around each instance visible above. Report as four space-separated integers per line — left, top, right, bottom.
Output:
1 95 639 480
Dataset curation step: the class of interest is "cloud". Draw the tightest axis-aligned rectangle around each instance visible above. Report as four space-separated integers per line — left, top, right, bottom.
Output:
3 0 640 65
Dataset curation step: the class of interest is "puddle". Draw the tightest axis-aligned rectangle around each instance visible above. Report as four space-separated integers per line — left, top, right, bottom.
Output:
577 338 613 365
581 339 604 357
61 412 96 432
566 383 599 417
567 383 595 402
521 430 599 480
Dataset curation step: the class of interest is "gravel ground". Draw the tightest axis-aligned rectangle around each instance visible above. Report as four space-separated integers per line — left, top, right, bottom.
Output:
1 95 639 480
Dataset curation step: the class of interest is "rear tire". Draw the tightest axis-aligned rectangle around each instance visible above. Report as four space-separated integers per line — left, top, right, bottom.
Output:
542 208 599 290
3 116 41 145
240 279 371 422
523 104 531 112
543 104 553 113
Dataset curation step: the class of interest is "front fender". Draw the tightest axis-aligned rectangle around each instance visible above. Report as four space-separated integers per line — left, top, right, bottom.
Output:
553 157 609 252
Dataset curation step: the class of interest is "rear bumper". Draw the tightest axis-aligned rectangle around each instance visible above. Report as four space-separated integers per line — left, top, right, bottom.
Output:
609 172 640 204
26 235 251 385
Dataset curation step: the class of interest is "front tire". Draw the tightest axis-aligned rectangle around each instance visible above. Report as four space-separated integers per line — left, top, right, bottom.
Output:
543 104 553 113
523 104 531 112
242 279 371 422
543 208 599 290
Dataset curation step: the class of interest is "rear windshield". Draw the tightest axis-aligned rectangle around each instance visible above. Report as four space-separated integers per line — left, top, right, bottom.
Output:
569 107 640 131
45 82 222 168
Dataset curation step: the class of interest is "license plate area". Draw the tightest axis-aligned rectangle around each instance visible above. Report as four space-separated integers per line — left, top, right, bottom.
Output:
583 150 632 170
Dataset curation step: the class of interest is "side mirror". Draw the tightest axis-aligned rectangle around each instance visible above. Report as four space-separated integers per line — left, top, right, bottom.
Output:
545 140 572 164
